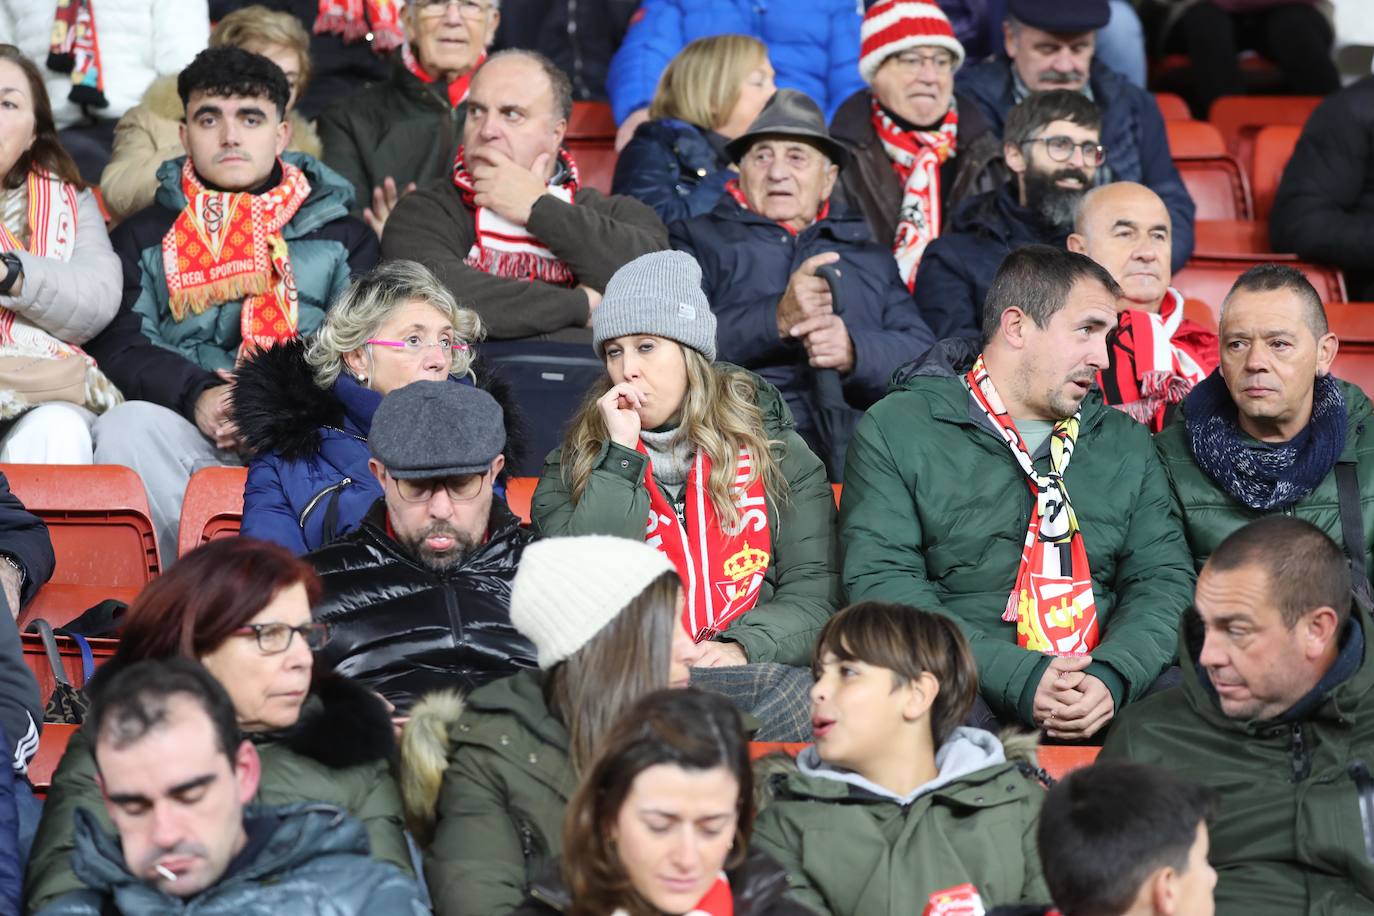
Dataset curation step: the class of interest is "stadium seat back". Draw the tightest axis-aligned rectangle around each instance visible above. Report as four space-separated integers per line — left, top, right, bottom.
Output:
1153 92 1190 121
1175 258 1347 321
566 101 617 195
1208 94 1320 164
1251 125 1301 223
1175 157 1252 221
1328 303 1374 400
177 466 247 558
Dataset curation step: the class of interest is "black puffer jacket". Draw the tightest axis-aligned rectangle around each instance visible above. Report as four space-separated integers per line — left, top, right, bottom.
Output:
510 848 815 916
306 500 539 713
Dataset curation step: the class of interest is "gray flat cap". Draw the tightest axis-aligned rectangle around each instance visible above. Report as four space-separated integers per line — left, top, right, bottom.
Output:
369 380 505 478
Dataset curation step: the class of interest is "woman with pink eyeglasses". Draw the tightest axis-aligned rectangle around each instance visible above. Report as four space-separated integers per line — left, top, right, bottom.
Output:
232 258 523 553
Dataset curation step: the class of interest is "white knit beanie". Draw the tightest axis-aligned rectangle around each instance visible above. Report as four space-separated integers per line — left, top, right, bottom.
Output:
510 535 677 669
860 0 966 85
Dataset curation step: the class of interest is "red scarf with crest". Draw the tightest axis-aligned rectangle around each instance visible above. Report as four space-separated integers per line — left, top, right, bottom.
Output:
1098 288 1218 432
870 97 958 291
47 0 107 108
314 0 404 54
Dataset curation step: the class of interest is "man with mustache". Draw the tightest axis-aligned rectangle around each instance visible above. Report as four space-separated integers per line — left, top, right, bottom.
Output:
842 244 1195 740
1154 264 1374 579
914 88 1103 340
1068 182 1219 432
37 656 426 914
956 0 1194 273
83 46 378 561
306 379 538 715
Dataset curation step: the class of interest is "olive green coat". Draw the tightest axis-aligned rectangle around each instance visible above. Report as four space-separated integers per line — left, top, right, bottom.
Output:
530 368 838 667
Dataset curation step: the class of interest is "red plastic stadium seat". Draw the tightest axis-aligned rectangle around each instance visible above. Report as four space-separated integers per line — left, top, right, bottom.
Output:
1153 92 1191 121
177 466 247 558
1193 219 1291 258
1037 745 1101 780
1167 121 1252 221
1208 94 1320 171
1328 303 1374 399
4 464 160 628
565 101 617 195
29 722 77 796
1250 124 1301 223
1175 258 1347 322
749 742 805 760
506 476 537 524
1166 120 1227 157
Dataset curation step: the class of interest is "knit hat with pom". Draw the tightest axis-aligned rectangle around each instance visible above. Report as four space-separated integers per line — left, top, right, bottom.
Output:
860 0 965 85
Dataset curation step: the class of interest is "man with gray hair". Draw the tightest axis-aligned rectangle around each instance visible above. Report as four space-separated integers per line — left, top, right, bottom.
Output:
306 379 537 714
1154 264 1374 581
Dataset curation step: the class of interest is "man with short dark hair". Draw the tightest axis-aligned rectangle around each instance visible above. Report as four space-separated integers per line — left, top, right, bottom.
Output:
955 0 1194 271
34 657 425 914
1155 264 1374 581
914 89 1102 340
842 244 1194 739
307 379 537 713
1103 516 1374 914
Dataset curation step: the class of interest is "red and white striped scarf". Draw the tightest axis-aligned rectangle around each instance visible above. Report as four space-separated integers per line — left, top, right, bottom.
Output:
47 0 107 109
871 97 958 291
313 0 404 54
403 44 484 108
452 146 579 286
965 354 1100 656
1098 288 1218 432
640 443 771 643
613 873 733 916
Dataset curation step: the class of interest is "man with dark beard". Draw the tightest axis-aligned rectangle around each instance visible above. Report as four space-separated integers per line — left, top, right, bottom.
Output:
914 90 1102 340
305 380 538 714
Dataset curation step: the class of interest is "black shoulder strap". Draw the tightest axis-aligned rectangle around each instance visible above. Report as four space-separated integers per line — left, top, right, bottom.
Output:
1335 462 1371 602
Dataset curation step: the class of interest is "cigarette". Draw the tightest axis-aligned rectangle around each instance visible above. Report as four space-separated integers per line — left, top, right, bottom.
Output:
156 864 177 881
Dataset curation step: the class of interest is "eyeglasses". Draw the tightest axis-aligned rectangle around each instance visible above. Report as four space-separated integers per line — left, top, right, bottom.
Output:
367 338 470 358
887 50 956 74
394 470 489 503
232 622 332 654
1021 136 1107 167
417 0 491 19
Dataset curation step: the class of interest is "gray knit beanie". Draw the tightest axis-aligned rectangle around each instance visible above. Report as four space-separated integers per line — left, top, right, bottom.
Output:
510 535 677 669
591 250 717 361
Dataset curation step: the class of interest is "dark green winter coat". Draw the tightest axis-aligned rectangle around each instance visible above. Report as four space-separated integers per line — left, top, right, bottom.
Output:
840 339 1196 725
1154 379 1374 580
24 676 410 914
1102 602 1374 915
531 368 838 667
752 729 1049 916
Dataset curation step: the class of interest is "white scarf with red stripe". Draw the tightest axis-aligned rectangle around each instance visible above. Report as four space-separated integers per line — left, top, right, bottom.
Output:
0 170 121 419
871 97 958 291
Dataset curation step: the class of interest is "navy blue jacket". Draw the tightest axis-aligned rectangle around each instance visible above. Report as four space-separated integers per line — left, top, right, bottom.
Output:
232 340 522 555
612 118 733 226
0 472 54 609
670 196 934 462
914 180 1069 340
956 55 1195 271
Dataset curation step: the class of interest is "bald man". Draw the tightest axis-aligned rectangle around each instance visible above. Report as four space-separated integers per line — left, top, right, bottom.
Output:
1068 182 1218 431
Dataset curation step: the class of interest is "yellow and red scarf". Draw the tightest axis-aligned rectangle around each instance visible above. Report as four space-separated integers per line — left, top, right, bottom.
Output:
640 444 771 643
403 44 484 108
47 0 107 109
965 355 1099 655
161 159 312 357
871 98 958 291
314 0 404 53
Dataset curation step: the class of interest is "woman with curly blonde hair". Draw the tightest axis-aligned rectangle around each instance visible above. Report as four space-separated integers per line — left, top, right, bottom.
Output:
532 251 837 669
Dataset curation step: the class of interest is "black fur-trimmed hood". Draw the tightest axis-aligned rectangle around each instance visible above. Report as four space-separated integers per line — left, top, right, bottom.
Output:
270 671 397 769
231 338 530 471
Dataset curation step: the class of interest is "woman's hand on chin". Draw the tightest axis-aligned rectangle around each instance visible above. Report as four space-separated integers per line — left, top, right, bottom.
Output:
599 383 646 449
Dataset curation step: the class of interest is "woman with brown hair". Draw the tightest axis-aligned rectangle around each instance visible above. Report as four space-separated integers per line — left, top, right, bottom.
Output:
0 44 122 465
24 537 412 912
513 687 810 916
404 534 698 916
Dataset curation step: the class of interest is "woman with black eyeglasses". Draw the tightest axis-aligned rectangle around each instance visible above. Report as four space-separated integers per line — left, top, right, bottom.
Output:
25 537 413 912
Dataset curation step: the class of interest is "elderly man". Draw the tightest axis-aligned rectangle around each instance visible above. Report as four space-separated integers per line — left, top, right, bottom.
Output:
915 88 1101 340
1068 182 1219 432
317 0 500 236
1103 517 1374 914
956 0 1194 272
843 245 1194 739
670 89 933 477
307 380 537 713
34 657 426 915
1154 265 1374 581
85 46 377 561
382 49 667 343
829 0 1003 292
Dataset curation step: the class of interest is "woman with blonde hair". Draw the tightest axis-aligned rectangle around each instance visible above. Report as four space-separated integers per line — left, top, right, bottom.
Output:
611 34 775 225
532 250 837 669
232 258 520 554
99 4 323 223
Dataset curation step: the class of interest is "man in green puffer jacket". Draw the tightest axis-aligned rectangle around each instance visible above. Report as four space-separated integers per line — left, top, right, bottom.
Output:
842 245 1194 738
32 658 425 916
1154 264 1374 587
1102 516 1374 915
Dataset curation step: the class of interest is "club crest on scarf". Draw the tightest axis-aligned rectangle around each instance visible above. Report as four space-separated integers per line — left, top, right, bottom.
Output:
640 444 771 643
966 355 1100 655
872 97 957 291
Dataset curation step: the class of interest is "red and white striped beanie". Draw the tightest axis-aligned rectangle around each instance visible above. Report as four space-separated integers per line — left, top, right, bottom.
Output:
860 0 966 85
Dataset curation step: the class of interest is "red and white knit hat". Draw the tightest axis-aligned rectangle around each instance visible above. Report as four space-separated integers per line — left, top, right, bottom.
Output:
860 0 966 85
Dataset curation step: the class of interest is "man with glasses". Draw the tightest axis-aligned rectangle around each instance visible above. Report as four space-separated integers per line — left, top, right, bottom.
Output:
955 0 1194 272
914 88 1104 340
306 379 537 713
318 0 501 239
829 1 1003 294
